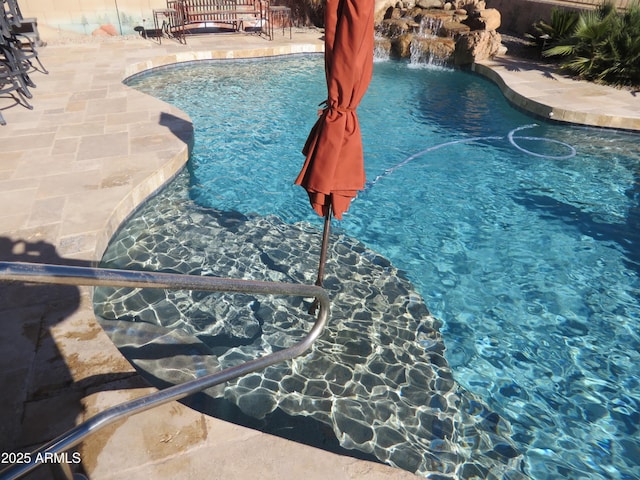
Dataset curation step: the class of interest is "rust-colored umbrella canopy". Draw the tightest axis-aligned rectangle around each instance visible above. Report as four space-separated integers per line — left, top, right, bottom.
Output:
295 0 375 220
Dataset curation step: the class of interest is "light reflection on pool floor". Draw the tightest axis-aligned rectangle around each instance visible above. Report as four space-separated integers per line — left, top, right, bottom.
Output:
95 171 527 478
95 56 640 479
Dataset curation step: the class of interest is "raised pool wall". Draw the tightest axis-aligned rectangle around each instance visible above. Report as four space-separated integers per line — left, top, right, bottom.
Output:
22 0 591 37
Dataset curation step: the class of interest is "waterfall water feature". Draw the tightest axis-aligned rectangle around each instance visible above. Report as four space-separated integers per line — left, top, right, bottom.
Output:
373 34 391 61
374 12 457 67
409 16 452 67
418 15 445 37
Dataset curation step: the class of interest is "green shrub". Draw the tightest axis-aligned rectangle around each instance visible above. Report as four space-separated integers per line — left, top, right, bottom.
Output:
528 8 580 49
542 1 640 87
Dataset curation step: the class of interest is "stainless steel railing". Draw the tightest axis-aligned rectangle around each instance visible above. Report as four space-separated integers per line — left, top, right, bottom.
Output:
0 261 330 480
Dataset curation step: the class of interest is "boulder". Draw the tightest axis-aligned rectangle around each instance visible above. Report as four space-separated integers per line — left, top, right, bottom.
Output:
406 20 421 31
374 36 393 57
375 0 398 23
380 18 410 37
452 9 468 20
441 21 471 37
408 6 425 18
462 0 482 11
454 30 502 65
462 8 501 31
480 8 501 29
416 0 443 8
471 0 486 11
419 9 455 25
385 6 404 19
390 33 413 57
411 36 456 62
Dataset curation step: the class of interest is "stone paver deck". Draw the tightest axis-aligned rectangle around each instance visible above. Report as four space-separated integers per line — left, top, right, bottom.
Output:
474 56 640 131
1 28 638 480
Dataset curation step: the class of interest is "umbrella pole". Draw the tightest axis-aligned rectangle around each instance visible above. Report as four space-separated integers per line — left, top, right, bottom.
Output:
309 208 331 314
316 208 332 286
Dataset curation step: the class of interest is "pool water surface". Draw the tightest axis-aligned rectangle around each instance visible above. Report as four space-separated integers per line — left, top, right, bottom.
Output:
95 56 640 479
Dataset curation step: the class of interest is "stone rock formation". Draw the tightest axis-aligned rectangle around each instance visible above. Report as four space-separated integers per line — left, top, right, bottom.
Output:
454 29 503 65
462 7 501 31
375 0 504 65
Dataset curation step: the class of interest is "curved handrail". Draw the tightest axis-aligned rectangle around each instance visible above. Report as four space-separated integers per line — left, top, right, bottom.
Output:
0 261 330 480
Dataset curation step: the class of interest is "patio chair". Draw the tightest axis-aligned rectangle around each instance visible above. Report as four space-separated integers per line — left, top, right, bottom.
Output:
0 4 13 38
2 0 23 26
0 41 35 95
0 0 44 124
0 48 33 125
7 31 47 73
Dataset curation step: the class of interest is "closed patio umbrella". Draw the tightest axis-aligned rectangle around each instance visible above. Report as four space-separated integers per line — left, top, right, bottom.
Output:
295 0 374 310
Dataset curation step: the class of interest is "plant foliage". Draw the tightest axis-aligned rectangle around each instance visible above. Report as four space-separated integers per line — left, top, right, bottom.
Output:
534 1 640 87
528 8 580 48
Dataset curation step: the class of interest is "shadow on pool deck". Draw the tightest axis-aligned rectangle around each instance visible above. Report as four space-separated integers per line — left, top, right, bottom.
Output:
0 27 638 480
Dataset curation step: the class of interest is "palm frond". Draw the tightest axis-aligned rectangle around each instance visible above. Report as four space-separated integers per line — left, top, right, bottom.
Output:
534 0 640 87
543 44 576 57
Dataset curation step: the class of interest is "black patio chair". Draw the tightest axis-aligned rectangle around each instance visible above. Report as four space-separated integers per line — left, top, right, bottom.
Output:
0 41 35 93
0 50 33 125
0 0 43 124
2 0 23 26
6 31 47 73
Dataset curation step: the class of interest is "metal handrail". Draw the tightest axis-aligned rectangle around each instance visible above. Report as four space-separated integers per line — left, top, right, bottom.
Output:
0 261 330 480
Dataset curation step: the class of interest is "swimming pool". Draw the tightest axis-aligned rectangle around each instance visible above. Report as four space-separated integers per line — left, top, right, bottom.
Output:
94 55 640 479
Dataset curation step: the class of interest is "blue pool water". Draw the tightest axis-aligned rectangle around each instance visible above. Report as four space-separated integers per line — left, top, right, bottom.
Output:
109 55 639 478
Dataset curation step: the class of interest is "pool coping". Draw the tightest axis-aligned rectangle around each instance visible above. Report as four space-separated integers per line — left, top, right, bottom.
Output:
0 30 638 480
473 57 640 132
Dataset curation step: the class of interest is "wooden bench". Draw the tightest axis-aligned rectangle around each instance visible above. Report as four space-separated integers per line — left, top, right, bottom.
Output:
170 0 269 36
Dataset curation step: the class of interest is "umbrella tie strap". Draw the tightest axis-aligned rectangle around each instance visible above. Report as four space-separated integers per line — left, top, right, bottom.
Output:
316 100 355 116
331 106 355 113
